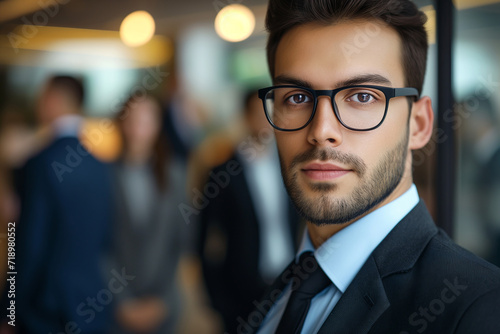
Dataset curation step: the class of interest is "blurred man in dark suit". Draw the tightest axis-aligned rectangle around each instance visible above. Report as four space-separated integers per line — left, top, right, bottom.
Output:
16 76 113 333
198 91 302 333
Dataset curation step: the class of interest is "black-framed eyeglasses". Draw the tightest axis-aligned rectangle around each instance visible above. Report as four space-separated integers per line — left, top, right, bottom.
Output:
258 85 419 132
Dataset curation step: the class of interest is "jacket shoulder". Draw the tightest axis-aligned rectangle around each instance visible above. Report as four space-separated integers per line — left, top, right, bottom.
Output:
372 202 500 333
424 229 500 283
376 229 500 334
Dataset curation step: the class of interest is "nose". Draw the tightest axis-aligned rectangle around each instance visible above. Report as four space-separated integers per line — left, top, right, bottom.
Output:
306 96 344 147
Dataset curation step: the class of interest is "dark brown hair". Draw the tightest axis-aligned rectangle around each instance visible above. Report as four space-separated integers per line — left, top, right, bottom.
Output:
47 75 85 107
116 94 170 193
265 0 428 95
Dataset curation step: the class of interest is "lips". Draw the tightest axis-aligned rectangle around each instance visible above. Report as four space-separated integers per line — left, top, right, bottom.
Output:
301 162 351 181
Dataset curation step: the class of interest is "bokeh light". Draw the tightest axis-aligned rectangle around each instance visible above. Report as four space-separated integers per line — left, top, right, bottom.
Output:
120 10 155 47
214 4 255 43
80 118 122 162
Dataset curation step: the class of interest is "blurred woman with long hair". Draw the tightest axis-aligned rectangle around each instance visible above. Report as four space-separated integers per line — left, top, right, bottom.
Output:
110 94 187 334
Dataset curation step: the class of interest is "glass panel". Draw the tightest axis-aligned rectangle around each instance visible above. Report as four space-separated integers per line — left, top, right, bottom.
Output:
453 0 500 266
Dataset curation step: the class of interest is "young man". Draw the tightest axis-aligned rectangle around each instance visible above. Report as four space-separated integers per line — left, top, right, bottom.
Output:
242 1 500 333
16 76 113 333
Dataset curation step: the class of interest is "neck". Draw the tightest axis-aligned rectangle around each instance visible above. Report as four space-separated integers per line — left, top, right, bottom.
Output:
47 110 80 124
123 148 152 165
306 221 355 249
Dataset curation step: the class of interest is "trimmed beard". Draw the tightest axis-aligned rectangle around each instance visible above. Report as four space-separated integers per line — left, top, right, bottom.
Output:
280 129 409 226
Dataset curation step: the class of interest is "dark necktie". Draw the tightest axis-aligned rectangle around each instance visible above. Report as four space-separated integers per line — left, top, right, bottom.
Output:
276 252 331 334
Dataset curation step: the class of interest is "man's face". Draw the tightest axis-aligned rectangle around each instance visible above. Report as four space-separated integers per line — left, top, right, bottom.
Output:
36 88 65 125
274 20 414 226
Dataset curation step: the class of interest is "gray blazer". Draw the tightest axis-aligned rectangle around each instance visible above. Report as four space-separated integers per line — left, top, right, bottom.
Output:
109 159 188 333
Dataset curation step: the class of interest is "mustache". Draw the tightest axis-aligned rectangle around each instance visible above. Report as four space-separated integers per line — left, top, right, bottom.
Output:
289 147 367 176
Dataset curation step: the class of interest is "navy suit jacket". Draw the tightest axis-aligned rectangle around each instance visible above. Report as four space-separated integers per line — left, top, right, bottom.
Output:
247 201 500 334
16 136 113 333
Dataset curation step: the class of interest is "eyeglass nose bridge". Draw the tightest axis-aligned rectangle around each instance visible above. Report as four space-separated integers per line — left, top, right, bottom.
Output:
310 89 345 110
309 89 343 124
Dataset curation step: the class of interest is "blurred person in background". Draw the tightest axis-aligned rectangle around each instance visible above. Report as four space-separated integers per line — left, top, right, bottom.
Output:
15 75 113 333
161 69 209 163
110 94 189 334
459 96 500 266
198 91 302 333
478 123 500 266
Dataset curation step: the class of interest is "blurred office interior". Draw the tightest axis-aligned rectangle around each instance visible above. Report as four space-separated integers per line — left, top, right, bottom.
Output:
0 0 500 332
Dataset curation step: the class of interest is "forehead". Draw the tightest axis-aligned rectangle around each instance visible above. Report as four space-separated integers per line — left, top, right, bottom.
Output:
274 20 405 88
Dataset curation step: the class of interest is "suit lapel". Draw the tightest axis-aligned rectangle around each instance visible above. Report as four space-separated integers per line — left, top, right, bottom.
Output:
318 201 438 333
318 256 389 333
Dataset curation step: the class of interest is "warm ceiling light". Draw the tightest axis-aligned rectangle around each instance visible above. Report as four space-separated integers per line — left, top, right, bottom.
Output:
120 10 155 47
453 0 500 10
215 4 255 42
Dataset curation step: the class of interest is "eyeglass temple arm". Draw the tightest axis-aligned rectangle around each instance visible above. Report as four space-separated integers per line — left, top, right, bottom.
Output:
394 87 419 99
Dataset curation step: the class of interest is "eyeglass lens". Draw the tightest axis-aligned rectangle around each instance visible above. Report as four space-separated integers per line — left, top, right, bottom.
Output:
264 86 387 130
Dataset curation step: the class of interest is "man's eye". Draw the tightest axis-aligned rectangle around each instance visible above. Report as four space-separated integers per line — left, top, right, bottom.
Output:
286 94 311 104
349 93 375 103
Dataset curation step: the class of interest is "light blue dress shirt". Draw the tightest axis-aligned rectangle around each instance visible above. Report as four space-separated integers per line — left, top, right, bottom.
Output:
258 184 420 334
52 114 83 138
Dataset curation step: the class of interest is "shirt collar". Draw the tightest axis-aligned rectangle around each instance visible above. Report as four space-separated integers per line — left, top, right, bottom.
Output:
297 184 419 293
52 115 83 138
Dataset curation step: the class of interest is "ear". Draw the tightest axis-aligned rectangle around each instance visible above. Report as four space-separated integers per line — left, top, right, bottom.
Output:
409 96 434 150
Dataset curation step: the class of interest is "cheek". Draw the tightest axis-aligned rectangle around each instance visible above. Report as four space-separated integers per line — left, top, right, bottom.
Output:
361 102 408 157
347 132 401 171
385 99 410 131
276 130 309 166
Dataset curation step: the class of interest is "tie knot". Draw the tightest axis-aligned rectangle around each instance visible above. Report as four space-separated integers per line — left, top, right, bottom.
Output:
290 252 331 297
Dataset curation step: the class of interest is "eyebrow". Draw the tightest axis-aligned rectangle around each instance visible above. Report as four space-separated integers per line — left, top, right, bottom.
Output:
337 74 392 87
273 74 393 88
273 75 313 88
